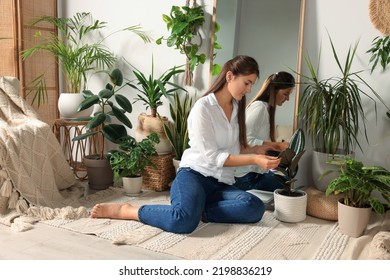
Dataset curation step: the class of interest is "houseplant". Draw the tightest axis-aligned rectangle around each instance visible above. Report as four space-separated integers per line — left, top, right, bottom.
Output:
298 34 386 191
73 68 133 189
108 132 159 196
273 128 307 223
325 157 390 237
125 57 186 155
21 12 150 117
156 1 206 86
161 91 194 172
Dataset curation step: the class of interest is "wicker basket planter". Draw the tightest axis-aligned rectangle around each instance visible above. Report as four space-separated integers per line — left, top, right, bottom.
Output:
142 154 175 191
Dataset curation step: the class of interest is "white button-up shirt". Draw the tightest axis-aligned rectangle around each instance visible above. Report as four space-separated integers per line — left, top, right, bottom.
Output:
235 100 269 177
180 93 240 185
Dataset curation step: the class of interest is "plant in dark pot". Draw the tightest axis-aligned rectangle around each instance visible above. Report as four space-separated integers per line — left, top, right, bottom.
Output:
125 57 186 155
161 91 194 172
108 132 159 196
298 34 387 191
273 128 307 223
73 68 133 190
325 156 390 237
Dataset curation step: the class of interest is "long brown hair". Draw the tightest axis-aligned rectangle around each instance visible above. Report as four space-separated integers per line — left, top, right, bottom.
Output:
204 55 259 148
247 71 295 141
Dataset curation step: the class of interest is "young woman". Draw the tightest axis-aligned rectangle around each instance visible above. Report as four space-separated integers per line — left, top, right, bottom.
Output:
90 55 281 234
235 71 296 192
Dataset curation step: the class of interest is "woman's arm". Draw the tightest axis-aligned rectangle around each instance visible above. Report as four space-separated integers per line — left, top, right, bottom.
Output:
224 153 280 170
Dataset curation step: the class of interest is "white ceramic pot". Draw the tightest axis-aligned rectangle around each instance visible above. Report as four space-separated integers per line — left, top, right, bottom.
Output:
172 158 180 174
337 200 372 238
58 93 93 119
122 176 143 196
273 189 307 223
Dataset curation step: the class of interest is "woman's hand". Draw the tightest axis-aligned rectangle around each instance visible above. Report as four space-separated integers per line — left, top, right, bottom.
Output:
253 154 281 170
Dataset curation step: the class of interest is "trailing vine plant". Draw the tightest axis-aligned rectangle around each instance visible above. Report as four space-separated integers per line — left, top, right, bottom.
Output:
156 0 206 86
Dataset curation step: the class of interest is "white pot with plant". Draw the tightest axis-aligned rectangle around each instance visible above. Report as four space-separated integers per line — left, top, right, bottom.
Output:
108 133 159 196
273 128 307 223
325 157 390 237
21 12 150 117
298 34 387 192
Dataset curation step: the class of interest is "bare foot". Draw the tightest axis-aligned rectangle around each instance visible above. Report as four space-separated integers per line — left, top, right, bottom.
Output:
90 203 139 220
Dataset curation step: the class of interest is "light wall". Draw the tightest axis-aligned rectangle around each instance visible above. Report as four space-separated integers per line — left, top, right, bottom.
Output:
298 0 390 187
61 0 390 188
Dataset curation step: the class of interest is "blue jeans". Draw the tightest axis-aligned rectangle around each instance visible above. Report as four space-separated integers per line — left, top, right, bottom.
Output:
138 168 265 234
234 171 285 192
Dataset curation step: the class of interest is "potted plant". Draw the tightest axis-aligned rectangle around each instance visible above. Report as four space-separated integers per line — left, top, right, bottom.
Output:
73 68 133 190
325 157 390 237
125 57 186 155
108 132 159 196
21 12 150 117
273 128 307 223
161 91 194 172
156 2 206 86
298 34 387 191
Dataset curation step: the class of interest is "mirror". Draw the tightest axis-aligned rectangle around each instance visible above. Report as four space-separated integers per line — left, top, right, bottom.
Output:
209 0 306 130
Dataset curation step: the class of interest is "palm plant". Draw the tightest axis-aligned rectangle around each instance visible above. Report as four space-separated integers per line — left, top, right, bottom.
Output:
21 12 150 107
299 35 386 155
161 92 194 160
126 57 186 117
325 156 390 214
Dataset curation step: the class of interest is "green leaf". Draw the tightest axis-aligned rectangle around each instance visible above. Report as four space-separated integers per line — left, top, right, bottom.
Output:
102 124 128 144
115 94 132 113
78 95 99 111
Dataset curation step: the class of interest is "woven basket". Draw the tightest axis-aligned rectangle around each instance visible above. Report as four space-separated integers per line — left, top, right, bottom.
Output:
306 187 343 221
142 154 175 192
369 0 390 35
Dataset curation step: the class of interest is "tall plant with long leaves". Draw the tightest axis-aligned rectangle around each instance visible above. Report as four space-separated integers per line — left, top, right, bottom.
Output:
161 92 194 160
298 35 386 155
126 58 186 118
21 12 150 107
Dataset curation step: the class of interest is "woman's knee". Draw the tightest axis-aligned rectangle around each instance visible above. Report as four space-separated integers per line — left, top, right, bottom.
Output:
244 195 265 223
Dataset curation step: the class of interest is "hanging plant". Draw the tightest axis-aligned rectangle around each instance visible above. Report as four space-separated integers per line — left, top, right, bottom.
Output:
156 0 205 86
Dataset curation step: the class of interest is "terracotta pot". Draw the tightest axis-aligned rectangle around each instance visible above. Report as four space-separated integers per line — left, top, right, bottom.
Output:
337 199 372 238
135 113 172 155
273 189 307 223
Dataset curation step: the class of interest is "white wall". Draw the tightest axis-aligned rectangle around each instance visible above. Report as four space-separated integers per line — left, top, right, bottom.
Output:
297 0 390 187
58 0 214 140
60 0 390 188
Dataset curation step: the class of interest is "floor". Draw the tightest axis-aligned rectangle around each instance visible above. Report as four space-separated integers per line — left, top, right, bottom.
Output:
0 179 182 260
0 222 181 260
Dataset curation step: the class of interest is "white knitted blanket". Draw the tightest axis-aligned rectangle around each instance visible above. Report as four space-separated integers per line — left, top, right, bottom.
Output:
0 76 84 227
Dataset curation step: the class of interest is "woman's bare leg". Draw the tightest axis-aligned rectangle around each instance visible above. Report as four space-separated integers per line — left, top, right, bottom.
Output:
90 203 140 220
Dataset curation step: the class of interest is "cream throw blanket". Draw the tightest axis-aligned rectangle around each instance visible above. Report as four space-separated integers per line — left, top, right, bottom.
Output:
0 76 84 225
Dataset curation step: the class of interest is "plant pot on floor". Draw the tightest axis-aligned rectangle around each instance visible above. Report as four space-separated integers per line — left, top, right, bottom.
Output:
83 155 114 190
337 199 372 238
122 176 143 196
274 189 307 223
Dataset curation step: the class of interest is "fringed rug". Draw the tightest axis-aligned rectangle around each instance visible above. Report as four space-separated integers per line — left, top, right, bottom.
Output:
33 186 390 260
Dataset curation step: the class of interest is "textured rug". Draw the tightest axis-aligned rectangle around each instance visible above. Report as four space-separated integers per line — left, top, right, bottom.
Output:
39 187 389 260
